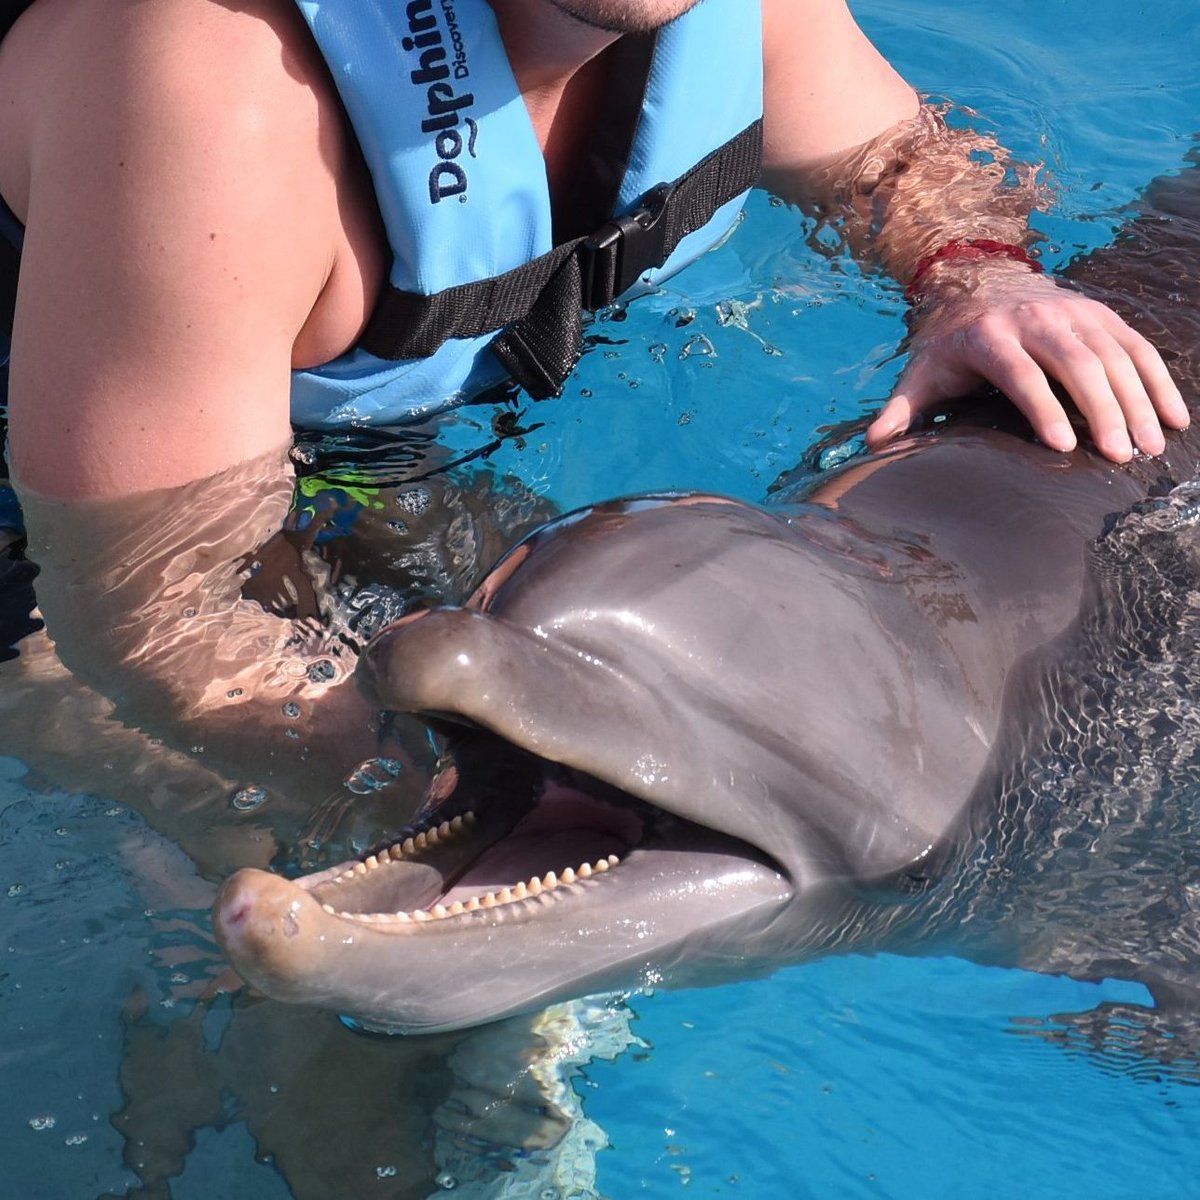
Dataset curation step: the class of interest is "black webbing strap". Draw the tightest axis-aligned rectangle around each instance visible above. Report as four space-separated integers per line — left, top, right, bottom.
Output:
358 118 764 399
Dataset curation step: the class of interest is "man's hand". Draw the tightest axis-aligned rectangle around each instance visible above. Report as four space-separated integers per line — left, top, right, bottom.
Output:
868 266 1189 462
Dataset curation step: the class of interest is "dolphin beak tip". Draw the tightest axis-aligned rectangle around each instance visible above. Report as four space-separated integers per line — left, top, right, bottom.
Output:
212 868 324 990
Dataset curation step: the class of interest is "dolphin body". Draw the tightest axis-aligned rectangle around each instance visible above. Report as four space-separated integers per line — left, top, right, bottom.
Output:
215 160 1200 1034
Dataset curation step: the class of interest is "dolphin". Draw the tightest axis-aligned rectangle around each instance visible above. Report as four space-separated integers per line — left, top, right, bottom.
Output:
215 155 1200 1034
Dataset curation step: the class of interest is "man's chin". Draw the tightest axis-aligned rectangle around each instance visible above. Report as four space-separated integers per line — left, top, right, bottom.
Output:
542 0 703 36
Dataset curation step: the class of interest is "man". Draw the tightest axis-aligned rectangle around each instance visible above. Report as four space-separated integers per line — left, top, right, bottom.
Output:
0 0 1187 505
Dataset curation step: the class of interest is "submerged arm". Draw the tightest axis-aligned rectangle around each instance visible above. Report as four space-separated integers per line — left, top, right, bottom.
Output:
758 0 1187 462
1 0 390 800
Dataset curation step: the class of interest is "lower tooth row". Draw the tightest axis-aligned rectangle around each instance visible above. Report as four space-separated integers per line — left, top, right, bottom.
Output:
323 854 621 923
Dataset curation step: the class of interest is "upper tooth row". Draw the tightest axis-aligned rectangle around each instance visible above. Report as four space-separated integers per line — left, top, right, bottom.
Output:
322 854 621 923
335 813 477 882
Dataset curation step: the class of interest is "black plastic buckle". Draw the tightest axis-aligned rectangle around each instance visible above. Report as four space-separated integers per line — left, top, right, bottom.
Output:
581 181 675 311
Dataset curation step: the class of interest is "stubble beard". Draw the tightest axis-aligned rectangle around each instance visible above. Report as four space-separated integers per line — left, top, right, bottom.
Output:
541 0 704 34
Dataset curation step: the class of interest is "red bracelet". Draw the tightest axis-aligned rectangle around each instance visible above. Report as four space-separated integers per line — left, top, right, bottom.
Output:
905 238 1043 304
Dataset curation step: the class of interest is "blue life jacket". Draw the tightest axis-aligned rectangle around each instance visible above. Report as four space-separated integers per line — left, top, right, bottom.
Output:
292 0 763 427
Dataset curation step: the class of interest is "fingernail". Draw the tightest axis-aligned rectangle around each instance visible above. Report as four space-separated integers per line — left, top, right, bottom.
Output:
1046 422 1076 452
867 418 897 446
1101 431 1133 462
1134 425 1166 456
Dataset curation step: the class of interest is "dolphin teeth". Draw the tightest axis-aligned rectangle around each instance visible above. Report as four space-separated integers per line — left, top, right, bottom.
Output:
606 854 620 867
463 811 477 826
577 862 593 878
389 843 404 859
394 911 411 923
402 837 416 855
482 893 498 908
413 909 432 922
414 832 428 850
498 887 513 904
353 862 367 876
450 815 464 833
365 854 379 869
465 896 481 912
512 881 529 900
594 858 610 873
321 903 336 915
543 871 559 889
448 900 465 916
432 903 449 918
437 820 452 840
561 867 577 884
528 876 543 896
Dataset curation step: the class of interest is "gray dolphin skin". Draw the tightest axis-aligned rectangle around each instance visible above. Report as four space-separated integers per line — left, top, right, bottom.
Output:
215 161 1200 1034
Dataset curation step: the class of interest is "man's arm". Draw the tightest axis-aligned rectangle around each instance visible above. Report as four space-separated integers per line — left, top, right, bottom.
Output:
0 0 380 500
0 0 389 793
758 0 1188 463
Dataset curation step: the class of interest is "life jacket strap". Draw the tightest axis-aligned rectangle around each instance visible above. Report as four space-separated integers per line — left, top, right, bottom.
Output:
358 118 764 400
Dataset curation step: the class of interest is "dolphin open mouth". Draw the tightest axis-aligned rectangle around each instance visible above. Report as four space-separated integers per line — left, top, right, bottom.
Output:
224 728 792 933
214 726 795 1031
306 773 647 926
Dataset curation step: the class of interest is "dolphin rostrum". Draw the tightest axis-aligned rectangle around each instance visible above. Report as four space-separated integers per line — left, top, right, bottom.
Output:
215 158 1200 1034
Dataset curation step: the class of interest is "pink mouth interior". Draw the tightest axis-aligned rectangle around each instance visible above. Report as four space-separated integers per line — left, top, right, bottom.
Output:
439 784 643 904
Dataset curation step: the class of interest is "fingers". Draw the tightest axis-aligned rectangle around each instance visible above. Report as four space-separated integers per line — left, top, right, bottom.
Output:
1022 327 1142 460
872 293 1188 464
1020 307 1185 461
867 354 985 451
1112 322 1189 430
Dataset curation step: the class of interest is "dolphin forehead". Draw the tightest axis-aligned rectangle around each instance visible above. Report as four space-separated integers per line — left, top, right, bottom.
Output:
366 496 1000 883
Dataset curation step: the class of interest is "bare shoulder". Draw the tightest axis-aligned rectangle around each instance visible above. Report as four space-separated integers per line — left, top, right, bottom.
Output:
759 0 917 177
1 0 383 499
0 0 341 219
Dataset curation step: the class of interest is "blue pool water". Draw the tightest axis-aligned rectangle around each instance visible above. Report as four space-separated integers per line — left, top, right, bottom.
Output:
5 1 1200 1196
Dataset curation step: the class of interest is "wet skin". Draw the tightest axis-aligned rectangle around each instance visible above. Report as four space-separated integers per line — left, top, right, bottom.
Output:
214 157 1200 1032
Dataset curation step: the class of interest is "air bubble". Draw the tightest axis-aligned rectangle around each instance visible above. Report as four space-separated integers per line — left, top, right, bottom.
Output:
345 758 405 795
818 442 856 471
28 1115 56 1132
7 883 25 897
231 786 268 812
435 1173 458 1190
281 702 301 719
395 487 431 517
678 334 716 360
64 1134 88 1147
227 688 244 699
376 1166 398 1179
307 660 336 684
